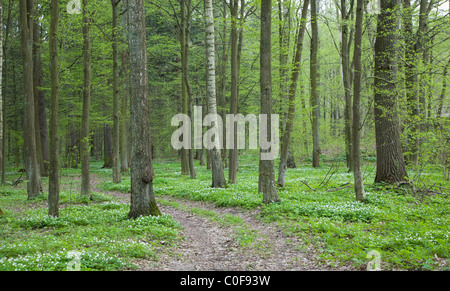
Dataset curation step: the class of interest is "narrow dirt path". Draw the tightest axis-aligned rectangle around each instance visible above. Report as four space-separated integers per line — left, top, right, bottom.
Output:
144 197 331 271
101 184 340 271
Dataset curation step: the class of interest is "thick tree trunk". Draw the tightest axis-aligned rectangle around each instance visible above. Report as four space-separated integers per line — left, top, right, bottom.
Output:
352 0 365 202
128 0 161 218
111 0 121 183
81 0 91 197
20 0 42 199
204 0 226 188
310 0 320 168
48 0 59 217
374 0 408 184
259 0 280 204
277 0 309 188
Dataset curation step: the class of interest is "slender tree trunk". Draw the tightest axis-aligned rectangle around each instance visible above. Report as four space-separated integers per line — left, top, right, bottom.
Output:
48 0 59 217
374 0 408 184
437 58 450 116
310 0 320 168
128 0 161 218
81 0 91 197
111 0 121 183
259 0 280 204
277 0 309 188
20 0 42 198
228 0 239 184
120 0 129 172
219 1 228 168
0 0 3 186
180 0 189 176
204 0 226 188
340 0 354 171
352 0 365 202
33 13 49 177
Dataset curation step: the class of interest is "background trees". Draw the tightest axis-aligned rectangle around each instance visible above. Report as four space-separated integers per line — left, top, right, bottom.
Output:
0 0 447 209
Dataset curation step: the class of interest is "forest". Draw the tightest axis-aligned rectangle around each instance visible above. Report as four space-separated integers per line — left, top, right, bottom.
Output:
0 0 449 272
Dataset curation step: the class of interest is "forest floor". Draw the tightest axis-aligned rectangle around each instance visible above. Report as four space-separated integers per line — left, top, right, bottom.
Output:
1 157 448 271
102 187 349 271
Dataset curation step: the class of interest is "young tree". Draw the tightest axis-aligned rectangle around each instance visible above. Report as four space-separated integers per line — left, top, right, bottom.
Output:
120 0 129 173
277 0 309 188
81 0 92 197
0 0 3 187
204 0 226 188
20 0 42 198
338 0 354 171
111 0 121 183
374 0 408 184
259 0 280 204
128 0 162 218
228 0 239 184
352 0 364 201
310 0 320 168
48 0 59 217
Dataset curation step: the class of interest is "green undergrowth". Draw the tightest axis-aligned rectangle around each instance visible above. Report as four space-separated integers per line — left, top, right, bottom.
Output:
102 155 449 270
0 164 182 270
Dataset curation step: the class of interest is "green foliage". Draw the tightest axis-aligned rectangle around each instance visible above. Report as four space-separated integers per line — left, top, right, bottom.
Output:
101 154 450 270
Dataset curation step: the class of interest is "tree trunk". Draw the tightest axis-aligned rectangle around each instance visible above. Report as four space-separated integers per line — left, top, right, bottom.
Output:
339 0 354 171
259 0 280 204
48 0 59 217
0 0 3 186
33 13 49 177
20 0 42 199
204 0 226 188
310 0 320 168
120 0 129 172
277 0 309 188
180 0 189 176
437 58 450 116
352 0 365 202
374 0 408 184
128 0 161 218
228 0 239 184
81 0 91 197
111 0 121 183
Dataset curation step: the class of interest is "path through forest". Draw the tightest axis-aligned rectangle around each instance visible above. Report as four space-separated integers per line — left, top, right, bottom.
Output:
97 179 353 271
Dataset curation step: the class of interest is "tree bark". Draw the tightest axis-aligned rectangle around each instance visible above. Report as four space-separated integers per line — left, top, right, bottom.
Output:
374 0 408 184
0 0 4 186
20 0 42 199
339 0 354 171
310 0 320 168
81 0 92 197
128 0 161 218
33 12 49 177
204 0 226 188
352 0 365 201
259 0 280 204
277 0 309 188
120 0 129 172
228 0 239 184
48 0 59 217
111 0 121 183
180 0 189 176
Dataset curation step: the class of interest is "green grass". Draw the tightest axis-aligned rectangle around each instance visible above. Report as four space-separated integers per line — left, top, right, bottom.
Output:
0 162 181 271
102 154 449 270
1 156 449 270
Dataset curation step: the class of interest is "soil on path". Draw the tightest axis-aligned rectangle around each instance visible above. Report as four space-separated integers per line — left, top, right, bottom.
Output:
103 186 348 271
